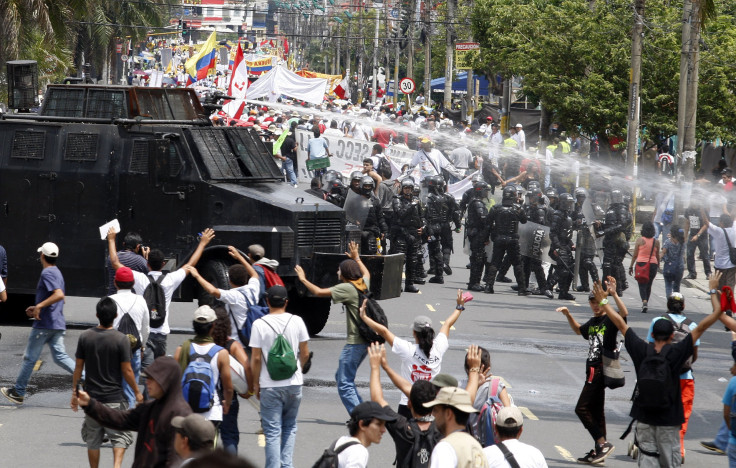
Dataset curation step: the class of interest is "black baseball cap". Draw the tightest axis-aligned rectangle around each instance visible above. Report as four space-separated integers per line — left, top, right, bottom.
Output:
350 401 398 422
266 285 288 301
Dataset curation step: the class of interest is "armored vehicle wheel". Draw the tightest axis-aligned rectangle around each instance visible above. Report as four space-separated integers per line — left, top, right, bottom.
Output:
196 258 232 306
287 294 330 336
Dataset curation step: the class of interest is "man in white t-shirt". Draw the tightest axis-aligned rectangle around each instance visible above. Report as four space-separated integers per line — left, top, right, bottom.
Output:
424 386 488 468
174 305 233 425
332 401 398 468
484 407 547 468
186 246 261 347
410 137 462 183
250 285 310 468
109 266 150 408
703 213 736 289
513 123 526 151
108 227 214 375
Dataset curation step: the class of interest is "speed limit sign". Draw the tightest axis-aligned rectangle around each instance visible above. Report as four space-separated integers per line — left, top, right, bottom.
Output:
399 77 415 95
120 54 129 62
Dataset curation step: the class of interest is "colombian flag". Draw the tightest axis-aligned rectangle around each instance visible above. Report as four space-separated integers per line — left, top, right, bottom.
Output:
185 31 217 83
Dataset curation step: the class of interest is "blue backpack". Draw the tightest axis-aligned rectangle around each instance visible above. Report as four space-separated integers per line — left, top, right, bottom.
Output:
236 289 269 347
181 343 223 413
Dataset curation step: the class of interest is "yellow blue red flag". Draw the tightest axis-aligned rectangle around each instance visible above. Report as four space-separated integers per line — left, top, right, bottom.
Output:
185 31 217 84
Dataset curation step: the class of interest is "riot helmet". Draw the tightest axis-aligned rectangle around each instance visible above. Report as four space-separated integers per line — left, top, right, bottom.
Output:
350 171 364 191
559 193 575 212
527 180 541 192
667 292 685 313
545 187 558 202
427 175 444 194
502 185 517 206
515 185 525 203
401 178 415 198
413 184 421 197
329 179 345 194
611 189 624 204
361 176 375 196
472 180 489 198
323 170 342 186
529 187 544 205
574 187 588 203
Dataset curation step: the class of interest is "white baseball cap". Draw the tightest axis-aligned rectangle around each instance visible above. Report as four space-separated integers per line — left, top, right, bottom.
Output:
37 242 59 258
515 123 523 128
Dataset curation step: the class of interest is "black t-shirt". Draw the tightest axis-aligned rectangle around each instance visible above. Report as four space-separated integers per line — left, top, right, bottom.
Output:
624 328 693 426
580 315 620 367
281 135 297 163
75 328 131 403
684 207 705 235
383 405 442 468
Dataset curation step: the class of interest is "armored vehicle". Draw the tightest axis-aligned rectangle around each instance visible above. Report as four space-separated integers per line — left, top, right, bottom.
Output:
0 80 402 334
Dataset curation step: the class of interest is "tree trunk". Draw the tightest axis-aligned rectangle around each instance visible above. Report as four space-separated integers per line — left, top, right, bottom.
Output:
676 0 693 158
625 0 645 173
682 0 701 182
443 0 454 109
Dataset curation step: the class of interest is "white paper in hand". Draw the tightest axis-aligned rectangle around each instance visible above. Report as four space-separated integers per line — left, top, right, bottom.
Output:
99 219 121 240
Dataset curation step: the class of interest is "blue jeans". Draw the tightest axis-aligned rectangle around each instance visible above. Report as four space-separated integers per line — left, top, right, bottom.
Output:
663 272 682 299
282 158 298 186
715 420 729 451
15 328 76 396
729 443 736 468
260 385 302 468
336 343 368 414
122 349 141 407
221 395 240 454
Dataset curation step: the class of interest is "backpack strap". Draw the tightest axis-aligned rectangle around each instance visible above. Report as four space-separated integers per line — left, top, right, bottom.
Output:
722 227 735 250
496 441 521 468
260 313 293 335
333 438 361 454
489 377 501 399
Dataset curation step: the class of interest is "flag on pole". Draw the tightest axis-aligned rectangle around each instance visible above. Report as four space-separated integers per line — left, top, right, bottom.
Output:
228 42 248 99
283 36 290 56
185 31 218 84
334 75 350 99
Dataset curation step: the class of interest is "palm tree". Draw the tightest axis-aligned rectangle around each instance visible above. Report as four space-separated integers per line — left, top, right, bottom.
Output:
0 0 73 65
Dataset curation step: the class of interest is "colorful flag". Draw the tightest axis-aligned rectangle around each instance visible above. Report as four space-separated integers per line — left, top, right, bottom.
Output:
334 75 350 99
185 31 218 83
228 42 248 99
283 36 290 56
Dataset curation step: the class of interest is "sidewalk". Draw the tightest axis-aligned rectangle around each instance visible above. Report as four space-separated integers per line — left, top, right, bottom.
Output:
681 257 712 294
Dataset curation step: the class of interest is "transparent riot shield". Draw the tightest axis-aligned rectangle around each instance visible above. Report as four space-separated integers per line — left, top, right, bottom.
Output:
344 190 372 228
518 221 553 263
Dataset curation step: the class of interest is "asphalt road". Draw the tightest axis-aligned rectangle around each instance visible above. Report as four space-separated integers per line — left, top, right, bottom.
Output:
0 231 733 467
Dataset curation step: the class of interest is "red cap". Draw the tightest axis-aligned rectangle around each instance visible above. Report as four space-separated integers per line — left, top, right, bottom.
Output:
115 267 134 283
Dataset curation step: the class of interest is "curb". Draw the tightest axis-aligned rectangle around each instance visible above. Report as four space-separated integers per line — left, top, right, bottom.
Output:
681 278 709 294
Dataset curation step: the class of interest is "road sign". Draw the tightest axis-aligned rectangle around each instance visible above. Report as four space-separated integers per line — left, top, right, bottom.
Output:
455 42 480 70
120 54 129 62
399 77 415 94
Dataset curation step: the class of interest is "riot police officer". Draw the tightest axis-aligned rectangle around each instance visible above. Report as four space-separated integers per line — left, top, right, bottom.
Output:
574 187 599 292
360 176 388 255
349 170 364 195
440 178 462 276
550 193 576 300
595 189 631 295
323 171 347 208
466 180 490 292
425 175 449 283
391 178 426 293
484 185 530 295
524 188 554 298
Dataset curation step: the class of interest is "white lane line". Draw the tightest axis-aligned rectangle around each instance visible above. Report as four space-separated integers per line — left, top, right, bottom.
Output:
518 406 538 420
556 445 576 462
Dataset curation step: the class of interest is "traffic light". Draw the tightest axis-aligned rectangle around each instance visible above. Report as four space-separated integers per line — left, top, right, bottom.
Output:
182 21 189 37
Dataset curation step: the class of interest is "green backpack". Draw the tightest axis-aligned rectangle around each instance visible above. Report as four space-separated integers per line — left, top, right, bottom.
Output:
261 314 298 381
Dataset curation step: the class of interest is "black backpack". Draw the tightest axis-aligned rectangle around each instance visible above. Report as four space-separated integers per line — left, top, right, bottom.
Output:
401 421 441 468
350 284 388 344
117 310 142 351
144 272 167 329
662 315 694 372
312 438 361 468
634 344 673 411
377 156 392 178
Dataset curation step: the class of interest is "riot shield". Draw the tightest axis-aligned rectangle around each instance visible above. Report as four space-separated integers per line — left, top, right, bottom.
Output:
518 221 553 263
344 190 371 227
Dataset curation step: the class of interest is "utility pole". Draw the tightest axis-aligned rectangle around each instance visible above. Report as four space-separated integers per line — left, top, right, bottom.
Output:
423 0 432 105
682 0 701 177
407 0 416 80
676 0 692 161
394 41 400 107
371 11 379 104
443 0 454 109
625 0 644 174
500 77 511 134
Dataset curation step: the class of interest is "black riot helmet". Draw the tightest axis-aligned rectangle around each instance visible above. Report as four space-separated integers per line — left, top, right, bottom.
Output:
502 185 517 206
667 292 685 313
472 180 489 198
401 178 415 198
427 175 444 194
527 180 541 192
529 187 544 205
574 187 588 203
361 175 375 196
323 170 342 186
559 193 575 211
413 184 421 197
350 171 364 189
329 179 345 194
611 189 624 204
545 187 558 201
515 185 524 203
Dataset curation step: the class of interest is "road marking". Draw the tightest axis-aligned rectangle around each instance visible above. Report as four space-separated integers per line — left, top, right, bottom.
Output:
426 304 436 312
439 320 455 330
518 406 538 420
555 445 576 462
497 376 512 389
33 360 43 371
257 433 266 447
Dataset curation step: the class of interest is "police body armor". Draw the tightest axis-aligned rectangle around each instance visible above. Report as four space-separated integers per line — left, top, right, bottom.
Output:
490 204 527 240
